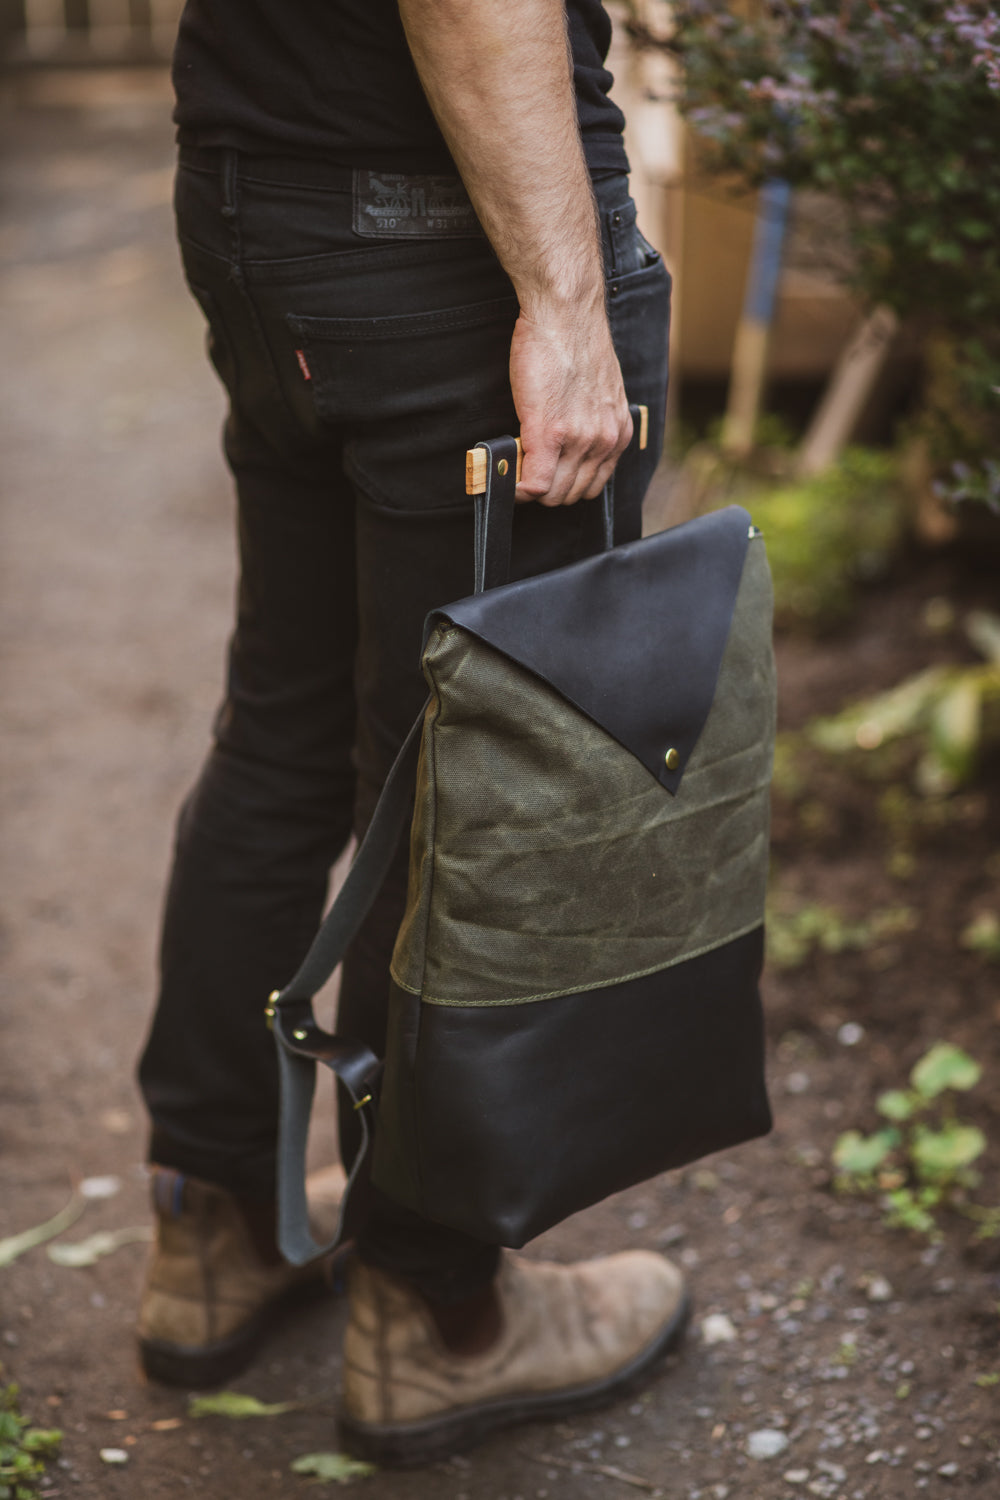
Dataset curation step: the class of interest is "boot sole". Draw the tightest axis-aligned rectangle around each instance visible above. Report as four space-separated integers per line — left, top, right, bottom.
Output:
139 1273 331 1389
338 1290 692 1468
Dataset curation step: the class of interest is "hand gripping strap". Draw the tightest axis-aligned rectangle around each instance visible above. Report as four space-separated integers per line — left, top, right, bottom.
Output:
473 419 628 596
272 712 424 1265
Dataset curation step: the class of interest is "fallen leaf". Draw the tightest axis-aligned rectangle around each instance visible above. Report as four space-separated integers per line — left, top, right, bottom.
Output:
0 1192 85 1268
291 1452 377 1484
105 1410 128 1421
188 1391 299 1419
47 1227 153 1267
151 1417 183 1431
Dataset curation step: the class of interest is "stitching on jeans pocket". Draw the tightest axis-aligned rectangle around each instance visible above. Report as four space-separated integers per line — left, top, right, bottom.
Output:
285 296 518 424
288 296 518 343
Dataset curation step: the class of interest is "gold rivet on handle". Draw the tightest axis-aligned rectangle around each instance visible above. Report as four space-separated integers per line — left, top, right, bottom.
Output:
354 1092 374 1112
497 459 508 476
293 1028 308 1041
665 747 680 771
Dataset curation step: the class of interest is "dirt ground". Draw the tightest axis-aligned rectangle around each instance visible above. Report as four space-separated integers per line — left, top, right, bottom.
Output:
1 68 999 1500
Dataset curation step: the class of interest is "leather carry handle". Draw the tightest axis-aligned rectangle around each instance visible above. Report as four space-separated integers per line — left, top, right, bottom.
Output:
464 404 649 494
471 404 649 594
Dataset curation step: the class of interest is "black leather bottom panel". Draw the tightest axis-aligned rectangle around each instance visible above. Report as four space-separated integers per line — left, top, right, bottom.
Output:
372 928 770 1246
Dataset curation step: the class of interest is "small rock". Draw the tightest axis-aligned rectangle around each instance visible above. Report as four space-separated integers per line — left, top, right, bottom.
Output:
837 1022 865 1046
79 1176 121 1200
786 1071 811 1095
627 1211 648 1230
658 1224 686 1246
702 1313 738 1345
783 1470 810 1484
99 1449 129 1466
747 1429 790 1460
816 1460 846 1482
937 1463 960 1479
866 1276 893 1303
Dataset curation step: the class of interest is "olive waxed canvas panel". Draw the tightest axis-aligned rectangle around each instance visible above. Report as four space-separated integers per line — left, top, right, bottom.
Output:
391 535 775 1006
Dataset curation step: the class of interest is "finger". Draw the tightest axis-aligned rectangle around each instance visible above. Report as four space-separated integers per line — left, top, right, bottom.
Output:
515 436 562 504
555 413 633 506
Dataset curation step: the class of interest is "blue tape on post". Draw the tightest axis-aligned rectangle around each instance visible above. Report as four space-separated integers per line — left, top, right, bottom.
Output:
743 179 792 327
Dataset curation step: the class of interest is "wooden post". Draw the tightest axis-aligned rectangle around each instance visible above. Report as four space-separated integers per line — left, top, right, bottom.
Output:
796 305 899 477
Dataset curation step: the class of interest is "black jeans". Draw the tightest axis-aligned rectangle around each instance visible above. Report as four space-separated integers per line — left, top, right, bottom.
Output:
138 147 671 1300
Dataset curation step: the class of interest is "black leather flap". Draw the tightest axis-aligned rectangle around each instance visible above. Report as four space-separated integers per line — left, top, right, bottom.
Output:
431 505 753 793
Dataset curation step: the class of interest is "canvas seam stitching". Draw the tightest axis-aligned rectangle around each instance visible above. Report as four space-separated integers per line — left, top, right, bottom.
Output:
411 918 766 1008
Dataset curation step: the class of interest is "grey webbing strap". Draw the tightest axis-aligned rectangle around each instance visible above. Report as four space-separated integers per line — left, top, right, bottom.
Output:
272 710 424 1265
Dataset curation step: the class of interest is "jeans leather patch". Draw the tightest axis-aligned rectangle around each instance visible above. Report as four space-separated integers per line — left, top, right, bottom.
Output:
353 170 482 239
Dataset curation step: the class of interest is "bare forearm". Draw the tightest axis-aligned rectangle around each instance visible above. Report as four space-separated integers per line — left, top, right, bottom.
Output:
398 0 631 504
399 0 602 315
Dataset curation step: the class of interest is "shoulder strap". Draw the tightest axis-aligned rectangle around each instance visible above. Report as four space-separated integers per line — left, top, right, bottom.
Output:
271 712 423 1264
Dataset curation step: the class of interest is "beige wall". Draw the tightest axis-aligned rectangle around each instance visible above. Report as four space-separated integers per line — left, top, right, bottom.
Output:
609 4 858 384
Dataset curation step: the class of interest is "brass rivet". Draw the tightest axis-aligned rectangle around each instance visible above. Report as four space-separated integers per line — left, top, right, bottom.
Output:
497 458 508 476
353 1092 374 1112
293 1028 308 1041
665 747 680 771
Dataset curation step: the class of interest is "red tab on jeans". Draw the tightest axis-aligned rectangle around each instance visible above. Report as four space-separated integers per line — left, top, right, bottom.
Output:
295 349 311 381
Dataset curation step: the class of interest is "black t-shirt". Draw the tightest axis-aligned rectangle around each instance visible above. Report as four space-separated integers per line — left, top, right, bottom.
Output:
172 0 627 173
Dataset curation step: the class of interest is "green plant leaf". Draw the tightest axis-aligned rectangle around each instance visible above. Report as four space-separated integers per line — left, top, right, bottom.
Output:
923 675 982 792
19 1430 61 1455
911 1124 986 1179
291 1452 376 1483
877 1090 916 1121
47 1227 152 1268
961 911 1000 960
911 1043 981 1098
833 1128 899 1176
0 1193 85 1269
188 1392 298 1419
808 667 947 754
966 611 1000 665
883 1188 938 1237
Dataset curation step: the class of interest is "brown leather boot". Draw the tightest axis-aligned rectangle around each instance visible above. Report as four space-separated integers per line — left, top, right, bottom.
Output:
137 1163 346 1388
340 1250 690 1466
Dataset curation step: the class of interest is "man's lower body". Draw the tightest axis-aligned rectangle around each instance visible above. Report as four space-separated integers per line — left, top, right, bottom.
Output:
136 147 680 1457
